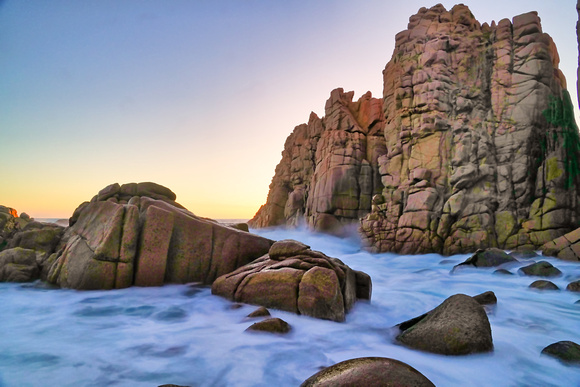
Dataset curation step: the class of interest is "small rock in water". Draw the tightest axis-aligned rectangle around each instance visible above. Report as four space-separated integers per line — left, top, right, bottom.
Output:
246 317 291 334
529 280 560 291
247 306 271 318
566 280 580 292
518 261 562 277
541 341 580 365
472 291 497 305
300 357 435 387
494 269 514 275
453 248 517 272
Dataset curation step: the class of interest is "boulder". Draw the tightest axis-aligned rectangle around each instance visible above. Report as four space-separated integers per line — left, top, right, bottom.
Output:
300 357 435 387
453 248 517 270
212 240 371 322
46 183 274 290
529 280 560 290
245 318 291 334
0 247 40 282
518 261 562 277
246 307 271 318
566 280 580 292
396 294 493 355
541 341 580 365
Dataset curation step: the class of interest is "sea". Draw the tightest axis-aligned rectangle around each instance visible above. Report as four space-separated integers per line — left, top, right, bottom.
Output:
1 223 580 387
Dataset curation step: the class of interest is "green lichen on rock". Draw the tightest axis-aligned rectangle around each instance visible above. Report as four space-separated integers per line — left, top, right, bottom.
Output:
541 90 580 189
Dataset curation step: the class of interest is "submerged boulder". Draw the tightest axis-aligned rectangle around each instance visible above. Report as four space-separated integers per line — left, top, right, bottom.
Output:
396 294 493 355
541 341 580 365
453 248 517 271
212 239 372 322
300 357 435 387
46 182 274 290
518 261 562 277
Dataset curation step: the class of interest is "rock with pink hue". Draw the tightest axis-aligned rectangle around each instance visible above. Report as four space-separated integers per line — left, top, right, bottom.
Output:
358 5 580 254
46 182 274 290
212 239 371 322
249 89 386 235
252 5 580 255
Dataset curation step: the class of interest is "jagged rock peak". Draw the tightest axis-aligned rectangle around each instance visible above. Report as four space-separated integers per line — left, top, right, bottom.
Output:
361 5 579 254
249 88 386 234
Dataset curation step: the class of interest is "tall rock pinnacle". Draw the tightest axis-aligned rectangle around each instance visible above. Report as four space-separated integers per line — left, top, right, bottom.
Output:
252 4 580 255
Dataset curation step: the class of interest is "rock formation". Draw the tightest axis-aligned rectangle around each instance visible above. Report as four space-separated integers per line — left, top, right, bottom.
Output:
251 4 580 255
249 89 386 235
44 182 274 290
212 239 372 322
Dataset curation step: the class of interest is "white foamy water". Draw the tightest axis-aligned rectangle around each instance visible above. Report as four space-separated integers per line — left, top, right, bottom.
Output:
1 227 580 387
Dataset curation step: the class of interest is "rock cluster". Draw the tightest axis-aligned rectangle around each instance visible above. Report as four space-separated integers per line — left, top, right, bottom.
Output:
212 239 372 322
43 182 274 290
251 4 580 255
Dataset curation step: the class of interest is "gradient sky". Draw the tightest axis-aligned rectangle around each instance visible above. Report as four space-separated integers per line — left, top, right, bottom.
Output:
1 0 579 219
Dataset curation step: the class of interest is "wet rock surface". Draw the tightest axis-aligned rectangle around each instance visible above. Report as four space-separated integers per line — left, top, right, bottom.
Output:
518 261 562 277
541 341 580 365
300 357 435 387
396 293 493 355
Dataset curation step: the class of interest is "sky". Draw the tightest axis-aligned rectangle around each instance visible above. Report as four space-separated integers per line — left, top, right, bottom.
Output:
1 0 579 220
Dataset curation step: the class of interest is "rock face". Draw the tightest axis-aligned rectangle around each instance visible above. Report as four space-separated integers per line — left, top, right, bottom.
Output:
212 239 372 322
300 357 435 387
251 4 580 255
45 182 273 290
541 227 580 261
249 89 386 234
361 5 580 254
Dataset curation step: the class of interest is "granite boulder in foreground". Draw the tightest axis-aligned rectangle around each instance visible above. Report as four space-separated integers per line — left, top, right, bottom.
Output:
396 293 493 355
45 182 274 289
300 357 435 387
212 239 372 322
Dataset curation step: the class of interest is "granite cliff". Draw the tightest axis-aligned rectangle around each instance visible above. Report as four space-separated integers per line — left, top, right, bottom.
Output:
250 4 580 255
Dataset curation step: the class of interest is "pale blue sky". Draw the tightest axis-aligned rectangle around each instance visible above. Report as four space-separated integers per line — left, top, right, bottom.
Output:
1 0 578 218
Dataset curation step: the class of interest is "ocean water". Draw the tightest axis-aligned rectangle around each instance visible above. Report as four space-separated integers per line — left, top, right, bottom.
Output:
1 227 580 387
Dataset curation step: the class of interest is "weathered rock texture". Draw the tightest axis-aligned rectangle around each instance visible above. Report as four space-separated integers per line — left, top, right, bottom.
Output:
396 293 493 355
252 4 580 255
361 5 580 254
249 89 386 234
45 182 273 290
212 239 372 322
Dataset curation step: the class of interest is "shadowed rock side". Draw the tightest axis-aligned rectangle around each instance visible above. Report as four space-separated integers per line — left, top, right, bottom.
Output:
45 182 274 290
212 239 372 322
249 89 386 235
359 5 580 254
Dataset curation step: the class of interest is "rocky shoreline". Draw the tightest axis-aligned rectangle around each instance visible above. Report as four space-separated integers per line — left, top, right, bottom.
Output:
3 2 580 385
